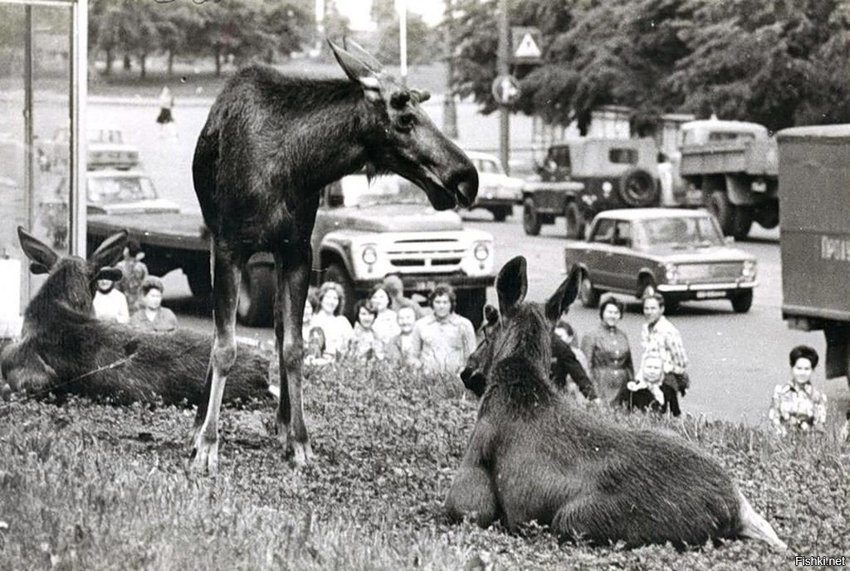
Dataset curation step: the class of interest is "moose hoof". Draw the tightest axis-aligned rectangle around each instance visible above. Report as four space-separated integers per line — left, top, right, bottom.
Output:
289 441 313 468
189 435 219 475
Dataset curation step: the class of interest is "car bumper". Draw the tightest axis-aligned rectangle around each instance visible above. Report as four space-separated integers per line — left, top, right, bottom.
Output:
353 274 494 295
657 281 758 298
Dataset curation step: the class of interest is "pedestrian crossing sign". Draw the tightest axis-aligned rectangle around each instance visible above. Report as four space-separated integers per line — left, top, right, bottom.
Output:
511 27 542 64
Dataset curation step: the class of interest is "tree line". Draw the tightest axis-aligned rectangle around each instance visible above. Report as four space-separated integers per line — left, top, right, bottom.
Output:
448 0 850 133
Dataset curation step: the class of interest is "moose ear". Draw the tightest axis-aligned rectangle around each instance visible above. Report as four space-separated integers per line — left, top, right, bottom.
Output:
328 38 384 103
341 38 384 74
545 264 581 322
18 226 59 272
89 230 128 271
496 256 527 315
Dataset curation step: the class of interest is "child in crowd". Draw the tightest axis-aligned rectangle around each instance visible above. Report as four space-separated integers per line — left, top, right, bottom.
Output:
93 277 130 324
302 291 319 346
129 276 178 333
616 350 680 416
768 345 827 436
347 299 384 361
116 240 148 314
550 319 597 401
305 326 332 367
386 306 420 368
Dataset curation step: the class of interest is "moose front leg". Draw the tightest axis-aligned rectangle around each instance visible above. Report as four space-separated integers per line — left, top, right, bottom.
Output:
191 249 241 473
445 425 499 527
274 251 313 466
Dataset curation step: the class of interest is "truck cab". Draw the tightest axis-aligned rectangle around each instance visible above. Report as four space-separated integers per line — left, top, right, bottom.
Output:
308 174 496 327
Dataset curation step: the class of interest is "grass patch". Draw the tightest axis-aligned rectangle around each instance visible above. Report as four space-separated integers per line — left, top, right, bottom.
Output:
0 363 847 570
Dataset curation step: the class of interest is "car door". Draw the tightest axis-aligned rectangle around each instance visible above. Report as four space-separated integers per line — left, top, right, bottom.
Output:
610 220 641 292
585 218 616 289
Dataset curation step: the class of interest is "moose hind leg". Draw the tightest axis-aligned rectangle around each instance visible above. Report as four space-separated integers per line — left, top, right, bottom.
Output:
191 256 241 474
274 252 312 466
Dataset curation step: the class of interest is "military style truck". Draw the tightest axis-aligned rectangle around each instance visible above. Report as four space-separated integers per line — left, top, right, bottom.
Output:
777 124 850 387
87 173 496 328
677 118 779 240
522 137 661 239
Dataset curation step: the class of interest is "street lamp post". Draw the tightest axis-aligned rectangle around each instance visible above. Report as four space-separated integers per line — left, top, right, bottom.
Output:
498 0 510 174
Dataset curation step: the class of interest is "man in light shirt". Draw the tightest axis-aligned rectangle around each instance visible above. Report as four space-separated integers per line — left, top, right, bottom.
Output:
410 284 476 375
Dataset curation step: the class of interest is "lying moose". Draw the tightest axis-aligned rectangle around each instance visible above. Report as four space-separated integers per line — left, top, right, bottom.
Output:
446 256 786 551
1 228 273 407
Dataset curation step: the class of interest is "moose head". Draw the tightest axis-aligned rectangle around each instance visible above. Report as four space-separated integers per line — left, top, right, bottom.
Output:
328 38 478 211
460 256 581 397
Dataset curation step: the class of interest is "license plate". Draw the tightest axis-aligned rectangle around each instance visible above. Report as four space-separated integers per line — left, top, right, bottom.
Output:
696 290 726 299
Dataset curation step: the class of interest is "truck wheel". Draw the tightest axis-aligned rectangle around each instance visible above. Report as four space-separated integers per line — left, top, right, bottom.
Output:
237 265 275 327
491 207 509 222
730 290 753 313
731 205 754 240
579 272 601 308
618 168 660 207
456 288 486 330
707 192 734 236
523 198 541 236
565 202 585 239
754 202 779 229
186 266 212 298
323 262 356 322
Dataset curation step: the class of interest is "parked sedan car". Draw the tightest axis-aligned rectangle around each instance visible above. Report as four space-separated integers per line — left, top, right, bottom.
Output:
565 208 758 313
42 126 140 171
464 150 525 221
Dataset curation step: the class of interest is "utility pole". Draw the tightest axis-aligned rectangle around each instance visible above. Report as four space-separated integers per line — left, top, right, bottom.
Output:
398 0 408 87
498 0 510 174
442 0 458 139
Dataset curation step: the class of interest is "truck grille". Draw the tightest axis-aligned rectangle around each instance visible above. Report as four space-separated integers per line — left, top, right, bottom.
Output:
677 262 742 281
387 238 465 271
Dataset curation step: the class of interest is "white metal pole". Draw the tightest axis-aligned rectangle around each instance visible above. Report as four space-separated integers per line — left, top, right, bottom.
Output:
70 0 88 256
398 0 407 86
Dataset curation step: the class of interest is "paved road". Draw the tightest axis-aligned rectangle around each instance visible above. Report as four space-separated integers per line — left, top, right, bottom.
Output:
84 97 848 427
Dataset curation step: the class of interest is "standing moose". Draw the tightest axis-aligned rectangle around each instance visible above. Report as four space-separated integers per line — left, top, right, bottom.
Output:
190 39 478 471
447 256 787 550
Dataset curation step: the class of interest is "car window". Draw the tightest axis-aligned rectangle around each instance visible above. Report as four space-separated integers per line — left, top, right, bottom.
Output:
337 175 427 207
590 219 616 243
613 221 632 247
608 148 638 165
474 158 503 175
87 176 157 204
707 131 755 143
639 216 724 247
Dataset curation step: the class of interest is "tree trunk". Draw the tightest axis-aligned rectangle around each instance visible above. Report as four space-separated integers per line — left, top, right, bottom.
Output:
105 48 113 75
123 54 131 71
139 52 147 79
167 49 174 77
214 45 221 77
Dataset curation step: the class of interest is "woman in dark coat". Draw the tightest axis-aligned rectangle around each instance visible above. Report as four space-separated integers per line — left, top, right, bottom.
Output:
580 296 635 404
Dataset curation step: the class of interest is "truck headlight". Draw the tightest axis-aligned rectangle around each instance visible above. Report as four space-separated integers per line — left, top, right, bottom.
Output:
362 245 378 265
474 243 490 261
664 263 678 283
742 260 757 280
602 181 613 197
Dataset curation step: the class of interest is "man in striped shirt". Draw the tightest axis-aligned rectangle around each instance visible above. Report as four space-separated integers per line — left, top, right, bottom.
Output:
639 293 689 396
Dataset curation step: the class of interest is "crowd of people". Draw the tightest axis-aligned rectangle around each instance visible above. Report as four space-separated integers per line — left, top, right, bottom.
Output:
90 242 835 436
92 240 179 333
301 277 476 376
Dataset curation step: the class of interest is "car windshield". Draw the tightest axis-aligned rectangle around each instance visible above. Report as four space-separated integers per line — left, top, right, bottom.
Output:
637 216 724 248
473 157 503 175
338 175 428 207
88 129 124 144
87 175 157 204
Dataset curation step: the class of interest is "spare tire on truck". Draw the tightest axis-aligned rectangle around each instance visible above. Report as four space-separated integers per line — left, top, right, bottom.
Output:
618 168 660 207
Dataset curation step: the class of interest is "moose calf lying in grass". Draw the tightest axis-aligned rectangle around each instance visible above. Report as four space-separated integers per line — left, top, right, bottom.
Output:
0 228 273 407
447 256 787 551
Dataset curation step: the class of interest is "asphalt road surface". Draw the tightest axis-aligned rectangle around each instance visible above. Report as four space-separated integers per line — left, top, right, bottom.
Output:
84 97 850 427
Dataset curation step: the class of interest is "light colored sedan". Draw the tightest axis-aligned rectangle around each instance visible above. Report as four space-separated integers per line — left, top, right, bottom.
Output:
465 150 525 221
43 127 140 171
565 208 758 313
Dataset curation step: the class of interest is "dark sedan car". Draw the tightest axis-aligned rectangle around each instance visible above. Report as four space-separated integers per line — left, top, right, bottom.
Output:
565 208 758 313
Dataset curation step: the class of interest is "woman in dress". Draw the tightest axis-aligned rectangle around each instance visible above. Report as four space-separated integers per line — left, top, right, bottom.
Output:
309 282 353 360
580 295 635 404
369 284 400 344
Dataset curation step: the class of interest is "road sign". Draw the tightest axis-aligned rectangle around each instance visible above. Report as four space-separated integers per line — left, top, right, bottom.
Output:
511 27 542 64
491 75 521 106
